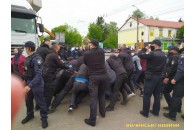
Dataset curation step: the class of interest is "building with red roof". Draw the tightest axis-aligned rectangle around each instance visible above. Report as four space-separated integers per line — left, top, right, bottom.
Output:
118 17 184 50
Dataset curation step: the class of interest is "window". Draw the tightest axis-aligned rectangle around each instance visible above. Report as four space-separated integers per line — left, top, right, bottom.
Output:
11 13 36 34
150 28 154 36
168 30 172 37
141 31 144 35
130 22 132 27
159 28 163 37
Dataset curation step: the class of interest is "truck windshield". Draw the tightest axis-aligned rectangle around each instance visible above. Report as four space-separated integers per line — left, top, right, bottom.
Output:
11 16 36 34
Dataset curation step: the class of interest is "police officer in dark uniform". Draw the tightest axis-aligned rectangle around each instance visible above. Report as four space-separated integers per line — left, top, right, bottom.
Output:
163 41 184 121
22 41 48 128
83 39 108 127
43 44 69 110
138 39 166 117
163 46 180 110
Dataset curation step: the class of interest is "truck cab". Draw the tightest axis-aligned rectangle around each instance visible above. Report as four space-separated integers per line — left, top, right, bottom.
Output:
11 0 43 58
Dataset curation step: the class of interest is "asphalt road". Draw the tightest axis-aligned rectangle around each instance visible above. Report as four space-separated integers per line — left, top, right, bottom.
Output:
12 53 184 130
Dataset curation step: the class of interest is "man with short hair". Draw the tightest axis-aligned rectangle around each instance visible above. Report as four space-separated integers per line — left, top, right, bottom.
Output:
138 39 166 117
43 44 69 110
36 38 52 61
22 41 48 128
83 39 108 127
106 54 128 111
118 44 135 95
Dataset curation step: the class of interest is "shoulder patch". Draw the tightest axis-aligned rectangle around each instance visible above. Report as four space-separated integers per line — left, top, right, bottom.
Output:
37 59 42 65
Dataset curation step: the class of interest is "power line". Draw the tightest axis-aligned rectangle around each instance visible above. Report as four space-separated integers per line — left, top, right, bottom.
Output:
149 8 184 17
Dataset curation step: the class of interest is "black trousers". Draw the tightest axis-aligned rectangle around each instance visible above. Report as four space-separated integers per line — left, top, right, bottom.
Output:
143 75 162 116
51 74 76 108
88 74 108 122
163 82 174 108
53 70 73 96
169 79 184 117
127 70 135 93
108 73 128 108
43 76 55 110
70 81 88 105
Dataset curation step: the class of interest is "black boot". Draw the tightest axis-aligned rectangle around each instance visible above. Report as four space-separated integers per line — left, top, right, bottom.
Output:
150 110 159 116
42 120 48 128
163 106 169 110
84 119 95 127
68 105 74 112
163 113 176 121
48 106 56 114
140 111 148 118
21 116 34 124
105 106 114 111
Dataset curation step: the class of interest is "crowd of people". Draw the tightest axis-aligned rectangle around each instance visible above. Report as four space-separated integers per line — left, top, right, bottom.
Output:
11 38 184 128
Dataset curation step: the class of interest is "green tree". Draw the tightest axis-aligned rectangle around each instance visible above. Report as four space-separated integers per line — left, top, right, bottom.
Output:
176 25 184 39
51 23 82 47
87 23 103 41
103 22 118 48
132 9 145 18
39 35 45 43
96 16 108 41
96 16 105 29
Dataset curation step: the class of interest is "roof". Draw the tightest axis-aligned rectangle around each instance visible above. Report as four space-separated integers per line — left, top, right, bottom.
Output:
118 17 184 31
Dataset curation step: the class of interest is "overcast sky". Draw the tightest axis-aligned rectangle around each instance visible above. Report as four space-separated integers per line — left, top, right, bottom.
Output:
12 0 184 36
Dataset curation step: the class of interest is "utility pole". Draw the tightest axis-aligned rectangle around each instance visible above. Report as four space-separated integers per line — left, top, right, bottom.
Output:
132 5 139 49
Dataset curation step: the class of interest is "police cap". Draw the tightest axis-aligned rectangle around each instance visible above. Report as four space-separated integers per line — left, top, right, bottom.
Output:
170 46 179 52
90 39 99 46
25 41 35 48
151 39 162 47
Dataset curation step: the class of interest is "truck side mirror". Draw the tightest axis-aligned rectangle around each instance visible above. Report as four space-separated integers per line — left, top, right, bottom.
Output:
39 24 44 33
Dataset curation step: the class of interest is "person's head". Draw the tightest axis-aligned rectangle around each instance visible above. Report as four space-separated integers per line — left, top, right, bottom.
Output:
170 46 179 54
131 49 136 55
52 44 60 53
59 43 63 47
24 41 36 55
89 39 99 49
43 38 52 47
150 40 162 50
14 48 18 53
109 54 117 58
14 48 23 55
119 44 126 51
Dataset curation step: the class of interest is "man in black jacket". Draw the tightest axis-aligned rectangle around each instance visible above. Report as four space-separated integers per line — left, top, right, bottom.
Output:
118 44 135 94
163 46 180 111
43 44 69 110
36 38 52 61
68 64 89 112
83 39 108 127
138 40 166 117
106 54 128 111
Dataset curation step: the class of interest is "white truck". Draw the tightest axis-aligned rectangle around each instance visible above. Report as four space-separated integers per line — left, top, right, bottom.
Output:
11 0 44 57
